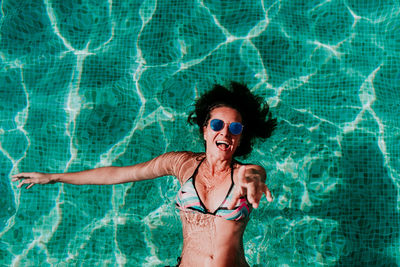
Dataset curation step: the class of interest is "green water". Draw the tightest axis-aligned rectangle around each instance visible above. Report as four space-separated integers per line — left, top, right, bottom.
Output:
1 0 400 266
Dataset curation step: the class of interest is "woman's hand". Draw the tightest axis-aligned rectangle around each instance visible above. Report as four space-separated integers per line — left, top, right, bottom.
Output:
11 172 55 189
228 165 273 209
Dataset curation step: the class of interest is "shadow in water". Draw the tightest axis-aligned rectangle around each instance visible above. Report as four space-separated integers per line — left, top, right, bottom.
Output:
310 131 399 266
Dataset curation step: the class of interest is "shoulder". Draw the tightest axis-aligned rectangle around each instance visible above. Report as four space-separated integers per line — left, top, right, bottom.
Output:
162 151 205 183
174 151 205 170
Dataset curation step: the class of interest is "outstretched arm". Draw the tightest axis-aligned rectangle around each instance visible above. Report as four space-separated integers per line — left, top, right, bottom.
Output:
228 164 273 209
12 152 182 189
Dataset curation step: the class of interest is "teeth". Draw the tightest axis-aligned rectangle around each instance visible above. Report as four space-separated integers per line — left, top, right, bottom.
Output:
216 141 229 145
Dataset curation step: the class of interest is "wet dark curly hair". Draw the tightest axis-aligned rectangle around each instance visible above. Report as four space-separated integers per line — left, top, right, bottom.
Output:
188 82 277 157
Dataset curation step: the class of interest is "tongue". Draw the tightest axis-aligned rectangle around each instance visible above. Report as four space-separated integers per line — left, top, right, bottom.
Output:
217 143 228 150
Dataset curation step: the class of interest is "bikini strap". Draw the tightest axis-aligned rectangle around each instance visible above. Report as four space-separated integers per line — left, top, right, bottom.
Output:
192 157 205 179
226 162 235 197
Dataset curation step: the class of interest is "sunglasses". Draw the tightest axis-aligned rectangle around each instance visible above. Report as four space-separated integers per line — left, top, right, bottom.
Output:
209 119 244 135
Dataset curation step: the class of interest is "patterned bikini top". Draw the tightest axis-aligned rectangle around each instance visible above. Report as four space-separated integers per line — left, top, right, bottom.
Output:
176 158 252 221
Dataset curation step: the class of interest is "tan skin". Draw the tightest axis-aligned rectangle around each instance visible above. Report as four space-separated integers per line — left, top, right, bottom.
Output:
12 106 273 266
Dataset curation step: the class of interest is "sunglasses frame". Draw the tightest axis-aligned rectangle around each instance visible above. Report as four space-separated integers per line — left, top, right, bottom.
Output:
209 119 244 135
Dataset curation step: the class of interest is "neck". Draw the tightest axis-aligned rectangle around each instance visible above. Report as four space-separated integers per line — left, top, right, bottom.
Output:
204 153 232 176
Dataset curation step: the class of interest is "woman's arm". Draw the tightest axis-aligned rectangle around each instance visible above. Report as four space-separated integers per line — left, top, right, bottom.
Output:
12 152 186 189
228 164 273 209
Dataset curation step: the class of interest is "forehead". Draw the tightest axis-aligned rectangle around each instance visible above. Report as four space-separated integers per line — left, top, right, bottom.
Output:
209 106 242 122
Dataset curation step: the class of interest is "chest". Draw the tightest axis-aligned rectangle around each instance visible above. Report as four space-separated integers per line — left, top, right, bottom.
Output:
194 173 234 213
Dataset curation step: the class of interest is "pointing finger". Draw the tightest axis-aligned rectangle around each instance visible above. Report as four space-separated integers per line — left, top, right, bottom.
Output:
247 183 259 208
264 185 273 202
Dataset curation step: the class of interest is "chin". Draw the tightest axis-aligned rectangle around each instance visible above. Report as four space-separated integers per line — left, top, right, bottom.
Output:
217 149 235 159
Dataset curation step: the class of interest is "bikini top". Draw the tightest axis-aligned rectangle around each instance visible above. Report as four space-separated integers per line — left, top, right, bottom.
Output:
175 158 252 221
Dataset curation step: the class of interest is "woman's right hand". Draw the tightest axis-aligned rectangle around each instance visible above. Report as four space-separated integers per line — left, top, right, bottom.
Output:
11 172 55 189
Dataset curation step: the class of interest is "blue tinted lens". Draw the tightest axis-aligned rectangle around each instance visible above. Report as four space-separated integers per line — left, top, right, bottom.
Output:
229 122 243 135
210 119 224 131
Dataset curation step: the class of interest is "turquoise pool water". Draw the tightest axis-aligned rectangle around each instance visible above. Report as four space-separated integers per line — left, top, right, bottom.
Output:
1 0 400 266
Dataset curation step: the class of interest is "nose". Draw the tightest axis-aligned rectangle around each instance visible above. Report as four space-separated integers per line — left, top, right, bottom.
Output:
219 124 230 136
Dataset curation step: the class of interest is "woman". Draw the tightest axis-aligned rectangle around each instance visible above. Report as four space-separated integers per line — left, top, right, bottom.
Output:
12 82 277 266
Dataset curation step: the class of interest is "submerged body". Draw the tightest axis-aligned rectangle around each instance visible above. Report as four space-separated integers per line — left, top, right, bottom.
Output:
179 212 248 266
174 152 251 266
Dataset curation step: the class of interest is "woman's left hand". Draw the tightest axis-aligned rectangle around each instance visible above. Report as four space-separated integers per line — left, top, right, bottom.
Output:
228 165 273 209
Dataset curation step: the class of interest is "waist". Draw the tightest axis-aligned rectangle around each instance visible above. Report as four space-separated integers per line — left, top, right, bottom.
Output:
179 245 248 267
178 211 248 266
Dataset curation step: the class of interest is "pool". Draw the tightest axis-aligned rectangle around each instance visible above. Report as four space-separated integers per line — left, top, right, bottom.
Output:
1 0 399 266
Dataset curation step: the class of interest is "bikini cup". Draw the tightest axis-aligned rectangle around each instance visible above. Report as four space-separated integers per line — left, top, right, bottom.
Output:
176 158 252 221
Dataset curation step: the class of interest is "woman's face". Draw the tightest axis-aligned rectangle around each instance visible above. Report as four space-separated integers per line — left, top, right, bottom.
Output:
203 106 243 160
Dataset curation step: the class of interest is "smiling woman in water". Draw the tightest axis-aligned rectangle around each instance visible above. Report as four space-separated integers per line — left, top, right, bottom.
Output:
13 82 277 267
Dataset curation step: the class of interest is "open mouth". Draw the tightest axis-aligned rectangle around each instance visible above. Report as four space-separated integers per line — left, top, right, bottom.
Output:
216 140 230 151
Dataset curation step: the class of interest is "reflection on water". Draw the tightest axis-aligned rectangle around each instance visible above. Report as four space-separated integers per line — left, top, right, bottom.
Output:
1 0 399 266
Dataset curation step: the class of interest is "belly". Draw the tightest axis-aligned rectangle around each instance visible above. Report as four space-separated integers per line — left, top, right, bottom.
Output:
178 211 249 267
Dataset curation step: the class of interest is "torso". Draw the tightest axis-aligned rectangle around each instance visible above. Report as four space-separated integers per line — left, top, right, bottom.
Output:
179 212 249 266
175 153 251 266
